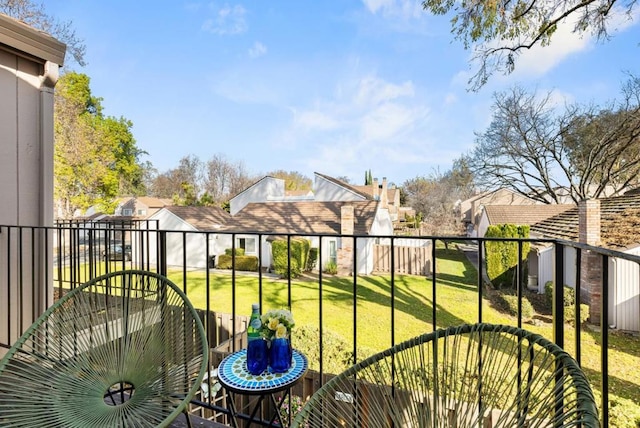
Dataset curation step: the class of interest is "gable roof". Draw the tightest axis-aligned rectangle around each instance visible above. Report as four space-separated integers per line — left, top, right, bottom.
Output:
531 194 640 250
484 204 574 227
163 206 230 231
314 172 371 200
228 200 380 235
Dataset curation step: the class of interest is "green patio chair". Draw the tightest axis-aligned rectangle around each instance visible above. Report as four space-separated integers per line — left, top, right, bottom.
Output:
293 323 599 427
0 270 208 427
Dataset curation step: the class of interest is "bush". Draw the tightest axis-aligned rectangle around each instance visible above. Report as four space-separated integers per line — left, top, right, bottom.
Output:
224 248 245 256
592 389 640 427
307 247 318 271
272 238 310 278
484 224 530 289
497 293 534 320
544 281 576 307
324 261 338 275
216 254 259 271
293 324 375 374
544 281 589 325
565 304 590 326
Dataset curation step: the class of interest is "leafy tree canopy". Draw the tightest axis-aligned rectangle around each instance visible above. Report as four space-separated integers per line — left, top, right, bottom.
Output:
54 72 145 218
422 0 638 90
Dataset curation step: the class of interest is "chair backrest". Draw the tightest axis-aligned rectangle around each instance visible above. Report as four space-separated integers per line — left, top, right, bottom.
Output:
294 323 599 427
0 269 208 427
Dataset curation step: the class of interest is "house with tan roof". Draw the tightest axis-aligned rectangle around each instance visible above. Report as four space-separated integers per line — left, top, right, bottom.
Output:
530 195 640 332
115 196 173 218
478 204 574 238
460 189 539 237
228 200 393 275
146 206 231 269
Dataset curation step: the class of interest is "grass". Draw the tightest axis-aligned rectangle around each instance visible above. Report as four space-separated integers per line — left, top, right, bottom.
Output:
58 249 640 425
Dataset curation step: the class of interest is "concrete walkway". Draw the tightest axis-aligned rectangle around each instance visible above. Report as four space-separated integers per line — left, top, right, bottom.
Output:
456 242 491 286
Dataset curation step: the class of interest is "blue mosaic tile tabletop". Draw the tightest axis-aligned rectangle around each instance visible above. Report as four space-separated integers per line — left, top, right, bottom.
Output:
217 349 308 395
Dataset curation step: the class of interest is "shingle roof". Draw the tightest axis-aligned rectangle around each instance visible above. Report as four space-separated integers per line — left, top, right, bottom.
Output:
228 200 379 235
484 204 574 226
531 194 640 250
164 206 231 231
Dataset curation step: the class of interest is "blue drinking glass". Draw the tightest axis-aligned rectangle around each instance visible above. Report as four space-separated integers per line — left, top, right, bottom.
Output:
246 338 268 375
269 338 292 373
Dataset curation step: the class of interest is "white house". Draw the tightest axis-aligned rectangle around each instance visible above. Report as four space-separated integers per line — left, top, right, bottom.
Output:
228 200 394 275
146 206 231 269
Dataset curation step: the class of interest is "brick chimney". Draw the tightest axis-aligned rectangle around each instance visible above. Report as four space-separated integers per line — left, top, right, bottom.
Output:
380 177 388 209
579 200 602 324
338 205 354 275
372 178 379 201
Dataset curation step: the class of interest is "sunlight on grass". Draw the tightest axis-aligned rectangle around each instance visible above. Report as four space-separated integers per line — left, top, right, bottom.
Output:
56 249 640 425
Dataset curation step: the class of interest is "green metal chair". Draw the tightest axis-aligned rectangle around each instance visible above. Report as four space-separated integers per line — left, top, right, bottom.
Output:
293 323 599 427
0 270 208 427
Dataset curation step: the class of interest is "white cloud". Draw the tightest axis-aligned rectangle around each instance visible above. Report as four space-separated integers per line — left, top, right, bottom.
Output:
355 76 414 106
249 42 267 58
293 109 340 132
491 3 639 81
361 0 423 19
361 103 424 142
202 4 247 35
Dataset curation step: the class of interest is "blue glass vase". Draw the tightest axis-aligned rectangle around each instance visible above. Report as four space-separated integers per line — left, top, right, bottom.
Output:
269 337 292 373
246 338 268 375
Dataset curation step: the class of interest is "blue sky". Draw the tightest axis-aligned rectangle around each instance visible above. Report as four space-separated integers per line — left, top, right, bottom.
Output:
46 1 640 186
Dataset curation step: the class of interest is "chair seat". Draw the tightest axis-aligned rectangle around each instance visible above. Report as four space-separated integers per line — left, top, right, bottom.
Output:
0 270 208 428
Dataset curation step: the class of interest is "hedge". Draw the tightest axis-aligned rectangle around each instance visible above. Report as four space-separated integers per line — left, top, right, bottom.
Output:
272 238 311 278
217 254 259 271
485 224 530 289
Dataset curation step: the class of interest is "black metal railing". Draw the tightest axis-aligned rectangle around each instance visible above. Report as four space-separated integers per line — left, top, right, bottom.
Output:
1 223 639 427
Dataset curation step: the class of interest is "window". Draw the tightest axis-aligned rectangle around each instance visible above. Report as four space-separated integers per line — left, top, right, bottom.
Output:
137 209 146 216
236 237 257 254
122 209 133 216
329 240 337 264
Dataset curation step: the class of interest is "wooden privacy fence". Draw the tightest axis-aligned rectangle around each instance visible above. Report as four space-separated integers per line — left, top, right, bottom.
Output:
373 244 432 276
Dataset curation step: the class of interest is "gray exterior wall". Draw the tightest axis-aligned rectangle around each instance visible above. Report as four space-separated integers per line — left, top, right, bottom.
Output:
0 13 65 352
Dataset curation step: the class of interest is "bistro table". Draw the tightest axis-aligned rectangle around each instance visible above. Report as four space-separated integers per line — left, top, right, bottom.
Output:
217 349 308 427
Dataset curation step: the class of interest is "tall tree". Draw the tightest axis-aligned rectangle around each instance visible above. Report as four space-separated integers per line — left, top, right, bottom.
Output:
203 154 256 203
0 0 86 66
422 0 638 90
267 170 312 191
468 79 640 204
54 72 144 217
402 165 475 235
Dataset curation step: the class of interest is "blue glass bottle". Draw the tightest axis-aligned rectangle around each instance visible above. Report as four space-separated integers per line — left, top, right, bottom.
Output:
246 304 268 375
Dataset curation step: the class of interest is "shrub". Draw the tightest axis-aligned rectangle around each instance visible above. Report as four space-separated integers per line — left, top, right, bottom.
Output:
497 293 534 320
307 247 318 271
592 389 640 427
484 224 530 289
544 281 589 325
565 304 590 326
293 324 374 374
272 238 310 278
224 248 245 256
544 281 577 308
324 261 338 275
216 254 259 271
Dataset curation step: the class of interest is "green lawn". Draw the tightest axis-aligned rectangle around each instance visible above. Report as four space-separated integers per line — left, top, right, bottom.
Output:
58 249 640 425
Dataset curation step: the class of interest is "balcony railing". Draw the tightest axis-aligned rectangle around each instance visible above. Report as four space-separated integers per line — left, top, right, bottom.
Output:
1 223 639 427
